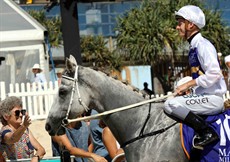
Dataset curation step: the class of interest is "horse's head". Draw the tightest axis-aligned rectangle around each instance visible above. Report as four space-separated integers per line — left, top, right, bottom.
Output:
45 55 90 135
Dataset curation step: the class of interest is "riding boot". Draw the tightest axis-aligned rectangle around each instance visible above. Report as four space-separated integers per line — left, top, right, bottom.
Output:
183 111 219 150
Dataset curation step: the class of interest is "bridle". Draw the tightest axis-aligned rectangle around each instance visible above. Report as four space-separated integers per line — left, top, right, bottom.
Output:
60 65 178 148
61 65 90 126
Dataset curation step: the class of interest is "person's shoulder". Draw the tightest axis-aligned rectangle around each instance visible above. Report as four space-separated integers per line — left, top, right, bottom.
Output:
52 134 68 142
1 125 12 132
102 127 110 134
196 38 216 56
36 73 45 77
197 34 214 48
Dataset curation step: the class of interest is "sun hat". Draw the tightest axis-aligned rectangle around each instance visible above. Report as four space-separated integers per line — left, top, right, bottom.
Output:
56 68 64 74
175 5 205 29
32 64 42 71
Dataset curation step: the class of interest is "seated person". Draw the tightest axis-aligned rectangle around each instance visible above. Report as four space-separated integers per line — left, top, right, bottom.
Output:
52 120 107 162
99 120 126 162
0 96 46 161
88 110 111 161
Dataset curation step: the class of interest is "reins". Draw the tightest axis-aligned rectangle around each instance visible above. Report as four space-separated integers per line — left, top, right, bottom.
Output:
120 121 178 148
65 92 176 124
139 96 152 137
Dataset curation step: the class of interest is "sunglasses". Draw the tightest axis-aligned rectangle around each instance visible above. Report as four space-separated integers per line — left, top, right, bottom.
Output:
14 109 26 116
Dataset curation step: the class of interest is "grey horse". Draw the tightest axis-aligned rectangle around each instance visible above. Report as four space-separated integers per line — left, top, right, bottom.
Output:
45 56 189 162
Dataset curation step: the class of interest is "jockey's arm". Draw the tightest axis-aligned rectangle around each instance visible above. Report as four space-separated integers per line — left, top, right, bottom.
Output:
175 79 196 95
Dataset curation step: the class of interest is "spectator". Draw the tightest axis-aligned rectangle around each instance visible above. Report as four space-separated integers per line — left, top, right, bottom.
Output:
99 120 126 162
51 120 107 162
225 55 230 89
89 110 111 161
141 82 154 98
56 68 64 87
31 64 47 89
0 96 46 161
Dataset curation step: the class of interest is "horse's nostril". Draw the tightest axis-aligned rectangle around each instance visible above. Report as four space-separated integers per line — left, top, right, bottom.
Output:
45 123 51 132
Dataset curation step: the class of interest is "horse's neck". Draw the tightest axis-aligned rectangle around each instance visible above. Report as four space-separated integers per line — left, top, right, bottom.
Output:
80 67 144 109
80 68 173 145
105 103 172 147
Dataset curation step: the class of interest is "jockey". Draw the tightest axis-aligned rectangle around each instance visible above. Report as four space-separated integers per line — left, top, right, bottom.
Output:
164 5 227 150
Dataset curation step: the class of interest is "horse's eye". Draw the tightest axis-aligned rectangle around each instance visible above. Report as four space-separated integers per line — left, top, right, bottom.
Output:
59 87 67 98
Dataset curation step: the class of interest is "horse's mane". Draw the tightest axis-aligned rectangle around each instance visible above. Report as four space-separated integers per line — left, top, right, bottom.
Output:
90 66 143 96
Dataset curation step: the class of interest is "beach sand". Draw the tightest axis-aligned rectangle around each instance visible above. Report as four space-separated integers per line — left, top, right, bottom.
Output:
30 119 52 157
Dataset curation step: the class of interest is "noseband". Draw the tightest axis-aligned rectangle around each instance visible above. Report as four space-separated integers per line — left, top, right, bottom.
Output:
61 65 90 126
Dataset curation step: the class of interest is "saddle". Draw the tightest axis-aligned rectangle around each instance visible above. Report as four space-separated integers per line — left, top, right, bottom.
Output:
180 109 230 162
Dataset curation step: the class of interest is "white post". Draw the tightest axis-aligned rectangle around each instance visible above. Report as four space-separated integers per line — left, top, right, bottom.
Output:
0 81 6 100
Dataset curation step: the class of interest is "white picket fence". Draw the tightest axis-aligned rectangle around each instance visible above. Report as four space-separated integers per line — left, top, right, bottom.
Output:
0 81 230 120
0 81 59 120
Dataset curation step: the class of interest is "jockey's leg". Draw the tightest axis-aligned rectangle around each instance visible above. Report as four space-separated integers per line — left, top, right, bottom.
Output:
164 94 223 149
183 111 219 150
165 108 219 150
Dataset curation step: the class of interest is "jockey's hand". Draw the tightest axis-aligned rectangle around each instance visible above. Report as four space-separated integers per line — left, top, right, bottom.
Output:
175 83 189 96
91 153 108 162
175 79 196 96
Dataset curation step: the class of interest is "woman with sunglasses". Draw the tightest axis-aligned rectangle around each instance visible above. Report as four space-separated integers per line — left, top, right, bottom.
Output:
0 96 46 161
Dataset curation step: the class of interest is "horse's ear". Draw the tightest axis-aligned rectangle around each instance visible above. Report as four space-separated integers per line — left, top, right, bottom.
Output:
69 55 77 65
66 55 77 73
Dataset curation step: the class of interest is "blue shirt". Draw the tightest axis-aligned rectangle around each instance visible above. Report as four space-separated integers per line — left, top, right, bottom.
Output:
52 121 89 162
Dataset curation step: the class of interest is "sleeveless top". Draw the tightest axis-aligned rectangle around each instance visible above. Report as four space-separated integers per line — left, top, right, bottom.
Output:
0 126 34 160
89 110 111 161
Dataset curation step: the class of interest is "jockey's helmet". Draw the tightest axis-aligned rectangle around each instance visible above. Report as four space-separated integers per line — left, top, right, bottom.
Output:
175 5 205 29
